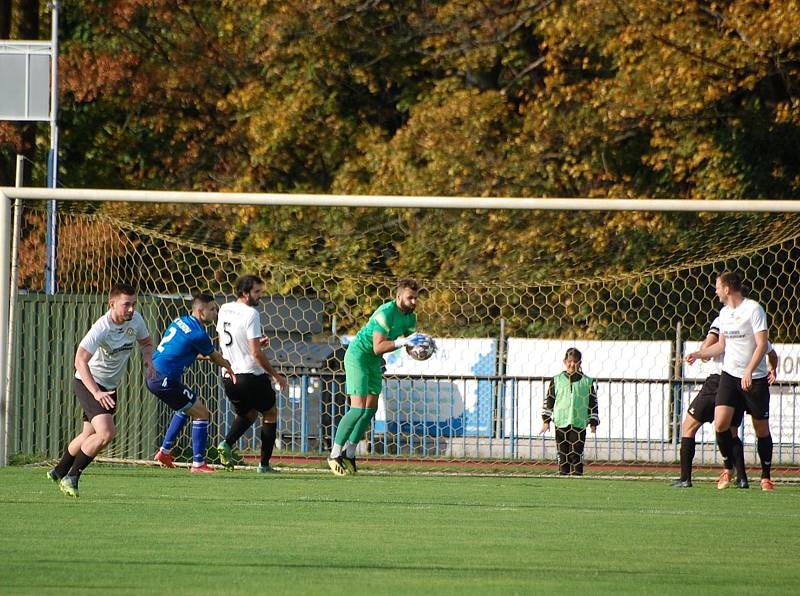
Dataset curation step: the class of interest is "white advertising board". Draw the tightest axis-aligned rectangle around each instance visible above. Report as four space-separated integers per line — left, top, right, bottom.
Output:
682 342 800 444
504 339 673 439
376 338 497 436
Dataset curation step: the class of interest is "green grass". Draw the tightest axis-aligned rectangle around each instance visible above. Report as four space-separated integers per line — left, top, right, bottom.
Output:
1 465 799 595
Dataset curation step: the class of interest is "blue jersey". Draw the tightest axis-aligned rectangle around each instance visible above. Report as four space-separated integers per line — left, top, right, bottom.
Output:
152 315 215 379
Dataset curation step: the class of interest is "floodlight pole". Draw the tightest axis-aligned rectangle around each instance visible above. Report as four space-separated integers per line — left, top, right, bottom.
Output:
44 0 59 294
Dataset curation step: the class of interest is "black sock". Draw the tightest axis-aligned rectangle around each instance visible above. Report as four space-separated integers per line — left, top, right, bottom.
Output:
225 415 254 446
67 450 95 480
757 435 773 480
731 436 747 481
573 458 584 476
716 431 734 469
260 422 277 466
679 437 696 481
54 445 77 478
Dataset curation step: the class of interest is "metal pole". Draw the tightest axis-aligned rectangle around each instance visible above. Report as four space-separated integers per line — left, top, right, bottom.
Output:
495 317 506 440
45 1 60 295
671 321 683 446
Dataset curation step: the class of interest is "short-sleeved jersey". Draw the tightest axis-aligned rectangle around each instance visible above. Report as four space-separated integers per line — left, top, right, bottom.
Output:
348 300 416 358
719 298 769 379
75 310 150 389
217 301 264 375
705 316 723 376
708 313 774 378
152 314 214 379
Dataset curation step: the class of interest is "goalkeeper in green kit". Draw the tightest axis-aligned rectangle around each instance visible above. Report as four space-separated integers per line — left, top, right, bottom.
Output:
327 278 425 476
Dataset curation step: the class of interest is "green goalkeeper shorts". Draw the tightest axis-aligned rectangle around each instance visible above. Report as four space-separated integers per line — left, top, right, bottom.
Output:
344 346 383 396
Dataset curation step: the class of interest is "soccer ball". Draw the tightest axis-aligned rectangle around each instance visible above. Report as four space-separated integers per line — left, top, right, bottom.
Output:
405 334 437 361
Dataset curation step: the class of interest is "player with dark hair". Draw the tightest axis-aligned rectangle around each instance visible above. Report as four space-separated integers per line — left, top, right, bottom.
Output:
149 292 236 473
326 278 425 476
539 348 599 476
48 283 154 497
216 275 287 473
688 271 776 491
675 317 778 487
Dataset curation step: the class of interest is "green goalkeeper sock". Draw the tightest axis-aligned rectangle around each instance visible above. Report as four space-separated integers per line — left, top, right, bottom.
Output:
348 408 377 445
332 407 364 456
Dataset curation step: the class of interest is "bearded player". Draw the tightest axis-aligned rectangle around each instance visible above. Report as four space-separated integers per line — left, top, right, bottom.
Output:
327 278 426 476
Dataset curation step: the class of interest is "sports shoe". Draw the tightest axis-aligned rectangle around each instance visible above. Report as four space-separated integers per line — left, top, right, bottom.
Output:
760 478 775 492
46 468 61 483
257 464 279 474
327 456 347 477
190 463 215 474
154 449 176 468
671 479 692 488
736 478 750 489
342 456 357 475
59 475 79 498
217 441 234 469
716 469 732 490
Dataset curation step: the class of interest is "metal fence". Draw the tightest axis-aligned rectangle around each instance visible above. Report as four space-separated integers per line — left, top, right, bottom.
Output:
9 293 800 467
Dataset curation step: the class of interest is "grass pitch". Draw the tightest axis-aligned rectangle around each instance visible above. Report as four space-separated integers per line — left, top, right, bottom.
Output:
1 465 799 595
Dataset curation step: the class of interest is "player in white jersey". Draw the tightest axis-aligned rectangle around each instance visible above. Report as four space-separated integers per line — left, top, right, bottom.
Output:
677 317 778 487
687 271 775 491
47 283 154 497
215 275 287 473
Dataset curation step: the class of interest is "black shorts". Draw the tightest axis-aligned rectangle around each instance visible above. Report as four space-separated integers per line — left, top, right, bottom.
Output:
74 378 116 421
686 374 719 424
223 374 276 416
716 371 770 422
146 374 198 412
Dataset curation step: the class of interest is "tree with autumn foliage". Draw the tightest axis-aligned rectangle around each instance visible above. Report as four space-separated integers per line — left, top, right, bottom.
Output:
4 1 800 336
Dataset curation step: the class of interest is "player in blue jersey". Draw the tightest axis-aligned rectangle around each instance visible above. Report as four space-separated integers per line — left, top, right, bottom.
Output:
147 292 236 473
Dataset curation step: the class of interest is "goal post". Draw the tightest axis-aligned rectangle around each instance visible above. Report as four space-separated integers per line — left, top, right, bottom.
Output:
3 187 800 472
0 190 11 466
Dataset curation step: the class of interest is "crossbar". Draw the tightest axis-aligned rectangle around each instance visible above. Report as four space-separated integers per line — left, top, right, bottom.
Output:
2 187 800 212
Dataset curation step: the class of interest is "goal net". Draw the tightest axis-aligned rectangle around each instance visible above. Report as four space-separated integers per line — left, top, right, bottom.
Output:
4 192 800 474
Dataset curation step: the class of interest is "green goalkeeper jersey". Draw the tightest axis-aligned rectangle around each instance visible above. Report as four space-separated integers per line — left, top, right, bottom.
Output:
349 300 416 359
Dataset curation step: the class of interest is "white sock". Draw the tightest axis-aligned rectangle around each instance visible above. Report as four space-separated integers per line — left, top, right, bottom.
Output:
344 441 357 458
330 444 343 458
160 447 172 455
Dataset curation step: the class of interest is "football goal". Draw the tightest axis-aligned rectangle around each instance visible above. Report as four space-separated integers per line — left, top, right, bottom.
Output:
2 187 800 474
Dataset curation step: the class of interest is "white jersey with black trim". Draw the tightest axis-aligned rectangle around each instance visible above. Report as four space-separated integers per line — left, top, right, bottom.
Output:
74 310 150 389
217 301 265 375
718 298 769 379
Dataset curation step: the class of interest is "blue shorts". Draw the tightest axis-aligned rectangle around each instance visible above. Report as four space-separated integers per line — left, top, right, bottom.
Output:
146 374 198 412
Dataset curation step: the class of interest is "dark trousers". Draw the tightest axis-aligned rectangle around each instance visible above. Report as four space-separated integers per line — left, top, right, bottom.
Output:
555 425 587 475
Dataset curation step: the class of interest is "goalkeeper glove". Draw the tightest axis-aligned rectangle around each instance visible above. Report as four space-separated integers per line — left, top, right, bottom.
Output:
394 332 424 348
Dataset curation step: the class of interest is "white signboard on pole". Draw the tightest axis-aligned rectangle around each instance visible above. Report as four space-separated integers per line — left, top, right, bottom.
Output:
0 42 52 121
